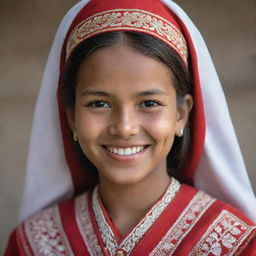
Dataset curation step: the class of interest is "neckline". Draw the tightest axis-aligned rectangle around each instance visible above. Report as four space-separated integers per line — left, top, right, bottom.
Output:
92 177 181 256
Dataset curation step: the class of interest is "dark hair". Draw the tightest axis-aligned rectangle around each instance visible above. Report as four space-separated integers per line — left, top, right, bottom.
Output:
61 31 192 176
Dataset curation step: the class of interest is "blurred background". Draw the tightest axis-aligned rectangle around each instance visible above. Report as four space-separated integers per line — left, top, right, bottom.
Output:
0 0 255 253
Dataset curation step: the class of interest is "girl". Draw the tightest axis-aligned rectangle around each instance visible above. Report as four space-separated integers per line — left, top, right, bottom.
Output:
5 0 256 255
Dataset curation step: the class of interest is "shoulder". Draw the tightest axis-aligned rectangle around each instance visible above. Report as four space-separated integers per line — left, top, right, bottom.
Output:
180 184 256 255
5 191 91 256
9 205 73 255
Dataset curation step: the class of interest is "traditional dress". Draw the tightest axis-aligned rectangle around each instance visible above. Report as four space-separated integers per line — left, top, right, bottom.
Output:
5 178 256 255
4 0 256 255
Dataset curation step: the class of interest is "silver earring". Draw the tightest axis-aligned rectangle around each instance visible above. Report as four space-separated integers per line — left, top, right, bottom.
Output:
73 131 77 142
177 128 183 137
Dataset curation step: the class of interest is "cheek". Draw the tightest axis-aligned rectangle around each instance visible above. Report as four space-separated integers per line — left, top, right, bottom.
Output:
75 110 106 146
142 110 177 144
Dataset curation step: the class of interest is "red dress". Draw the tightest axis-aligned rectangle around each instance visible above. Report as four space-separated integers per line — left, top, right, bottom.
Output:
4 178 256 255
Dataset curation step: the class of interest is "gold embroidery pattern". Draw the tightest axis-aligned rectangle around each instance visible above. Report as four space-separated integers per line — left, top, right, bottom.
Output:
75 193 103 256
150 191 215 255
66 9 188 64
24 206 74 256
189 210 256 256
93 178 181 256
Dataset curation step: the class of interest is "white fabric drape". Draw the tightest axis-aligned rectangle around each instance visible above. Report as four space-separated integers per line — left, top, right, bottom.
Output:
19 0 256 222
162 0 256 222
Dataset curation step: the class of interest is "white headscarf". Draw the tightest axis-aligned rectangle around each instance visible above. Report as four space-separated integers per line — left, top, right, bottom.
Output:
19 0 256 222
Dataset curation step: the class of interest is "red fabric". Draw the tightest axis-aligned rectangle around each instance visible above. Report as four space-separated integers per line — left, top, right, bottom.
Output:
64 0 187 63
4 227 33 256
240 239 256 256
132 185 197 254
66 0 183 43
4 231 22 256
87 192 111 255
57 0 206 194
59 198 90 255
173 15 205 184
57 94 97 194
88 185 256 256
4 184 256 255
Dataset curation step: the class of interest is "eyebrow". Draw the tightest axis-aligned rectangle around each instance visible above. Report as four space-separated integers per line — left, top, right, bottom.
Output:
80 90 113 97
80 88 168 97
136 88 168 97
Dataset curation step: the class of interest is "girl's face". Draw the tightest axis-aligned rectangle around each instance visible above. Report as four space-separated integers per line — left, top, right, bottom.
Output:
67 44 192 186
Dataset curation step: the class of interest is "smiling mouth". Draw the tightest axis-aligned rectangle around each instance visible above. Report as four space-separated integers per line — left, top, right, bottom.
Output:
103 145 149 156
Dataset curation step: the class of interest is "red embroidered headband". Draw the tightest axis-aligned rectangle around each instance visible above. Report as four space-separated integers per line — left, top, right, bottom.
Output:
66 9 188 65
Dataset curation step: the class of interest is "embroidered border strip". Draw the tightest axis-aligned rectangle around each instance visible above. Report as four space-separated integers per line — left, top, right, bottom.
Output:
92 189 118 255
188 210 256 256
17 224 34 256
75 193 103 256
66 9 188 64
149 191 215 255
24 206 74 256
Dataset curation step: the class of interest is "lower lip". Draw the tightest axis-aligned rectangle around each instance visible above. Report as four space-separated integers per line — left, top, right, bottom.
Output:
102 146 149 162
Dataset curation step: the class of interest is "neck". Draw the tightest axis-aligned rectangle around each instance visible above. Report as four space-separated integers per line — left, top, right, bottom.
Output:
98 169 170 235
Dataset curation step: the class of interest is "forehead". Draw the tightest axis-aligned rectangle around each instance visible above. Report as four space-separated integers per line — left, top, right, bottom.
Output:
76 44 175 95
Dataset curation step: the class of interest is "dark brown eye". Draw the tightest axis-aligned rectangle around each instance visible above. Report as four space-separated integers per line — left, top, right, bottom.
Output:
140 100 160 108
86 101 110 108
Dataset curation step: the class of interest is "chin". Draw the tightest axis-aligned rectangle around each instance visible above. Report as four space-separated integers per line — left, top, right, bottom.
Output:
99 167 151 186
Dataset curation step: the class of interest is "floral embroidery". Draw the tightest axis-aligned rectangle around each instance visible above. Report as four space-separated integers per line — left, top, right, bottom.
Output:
75 193 103 256
66 9 188 64
93 178 181 256
188 210 256 256
24 206 74 256
149 191 215 255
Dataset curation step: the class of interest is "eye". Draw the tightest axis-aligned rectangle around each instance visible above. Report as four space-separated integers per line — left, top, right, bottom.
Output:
140 100 161 108
86 100 111 108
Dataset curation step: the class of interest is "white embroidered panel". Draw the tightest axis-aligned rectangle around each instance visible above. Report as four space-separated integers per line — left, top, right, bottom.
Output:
188 210 256 256
24 206 74 256
92 178 181 256
149 191 215 255
75 193 103 256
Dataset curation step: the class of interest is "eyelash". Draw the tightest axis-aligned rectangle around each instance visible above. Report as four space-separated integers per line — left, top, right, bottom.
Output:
85 100 163 108
86 101 110 108
139 100 162 108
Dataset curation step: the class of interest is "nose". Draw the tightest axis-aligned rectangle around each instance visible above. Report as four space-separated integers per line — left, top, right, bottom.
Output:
108 107 139 138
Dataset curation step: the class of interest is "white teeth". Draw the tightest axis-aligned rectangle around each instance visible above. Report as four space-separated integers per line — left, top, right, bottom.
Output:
118 148 125 156
131 147 137 154
124 148 131 156
106 146 145 156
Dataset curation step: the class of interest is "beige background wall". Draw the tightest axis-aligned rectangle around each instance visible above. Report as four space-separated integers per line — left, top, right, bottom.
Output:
0 0 255 253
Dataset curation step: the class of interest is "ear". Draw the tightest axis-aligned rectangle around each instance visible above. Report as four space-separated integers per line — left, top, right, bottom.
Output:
175 94 193 136
65 107 76 132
